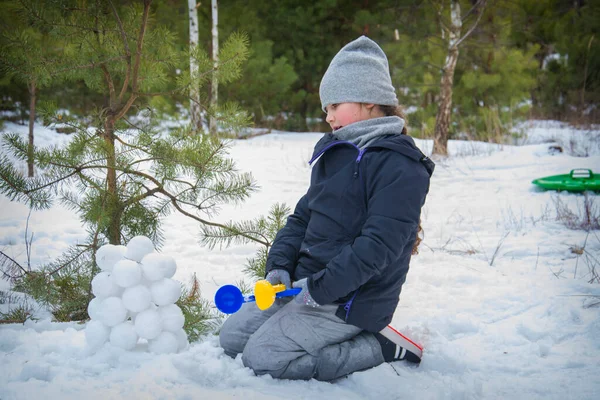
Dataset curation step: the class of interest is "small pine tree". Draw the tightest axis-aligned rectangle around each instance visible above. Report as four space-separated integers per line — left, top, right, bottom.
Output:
177 273 222 342
0 0 258 331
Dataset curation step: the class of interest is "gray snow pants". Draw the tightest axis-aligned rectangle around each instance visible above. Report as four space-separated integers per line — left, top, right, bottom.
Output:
219 297 385 381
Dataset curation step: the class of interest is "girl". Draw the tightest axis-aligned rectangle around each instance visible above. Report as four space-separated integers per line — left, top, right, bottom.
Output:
219 36 434 381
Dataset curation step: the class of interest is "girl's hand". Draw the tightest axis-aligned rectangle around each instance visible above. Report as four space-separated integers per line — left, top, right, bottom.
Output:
265 269 291 289
292 278 320 307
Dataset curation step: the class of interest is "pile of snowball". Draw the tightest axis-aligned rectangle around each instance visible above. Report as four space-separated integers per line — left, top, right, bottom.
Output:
85 236 189 354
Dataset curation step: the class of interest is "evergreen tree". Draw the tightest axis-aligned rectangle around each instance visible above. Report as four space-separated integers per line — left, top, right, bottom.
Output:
510 0 600 122
0 1 64 176
451 0 538 142
0 0 259 326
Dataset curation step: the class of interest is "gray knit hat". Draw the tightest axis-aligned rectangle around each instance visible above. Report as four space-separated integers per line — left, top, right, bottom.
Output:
319 36 398 112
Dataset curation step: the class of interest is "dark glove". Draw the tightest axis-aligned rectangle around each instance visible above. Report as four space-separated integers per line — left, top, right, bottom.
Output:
265 269 291 289
292 278 320 307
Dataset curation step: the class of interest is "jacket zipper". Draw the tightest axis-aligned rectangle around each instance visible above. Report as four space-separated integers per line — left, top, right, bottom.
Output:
344 289 360 320
309 140 368 180
308 140 360 165
354 148 367 178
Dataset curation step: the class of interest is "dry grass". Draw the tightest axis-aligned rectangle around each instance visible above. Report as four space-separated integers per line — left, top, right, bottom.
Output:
553 193 600 231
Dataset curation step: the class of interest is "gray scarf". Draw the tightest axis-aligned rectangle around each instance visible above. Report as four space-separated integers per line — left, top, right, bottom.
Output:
333 116 405 149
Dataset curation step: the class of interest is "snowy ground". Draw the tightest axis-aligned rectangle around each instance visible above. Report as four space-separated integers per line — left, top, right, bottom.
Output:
1 120 599 400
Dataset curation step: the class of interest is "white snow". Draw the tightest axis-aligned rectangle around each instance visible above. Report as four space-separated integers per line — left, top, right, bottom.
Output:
1 120 599 399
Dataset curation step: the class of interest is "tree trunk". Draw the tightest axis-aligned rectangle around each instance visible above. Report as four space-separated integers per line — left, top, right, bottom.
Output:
581 35 594 119
209 0 218 135
27 80 36 177
433 0 462 156
104 117 121 245
188 0 202 133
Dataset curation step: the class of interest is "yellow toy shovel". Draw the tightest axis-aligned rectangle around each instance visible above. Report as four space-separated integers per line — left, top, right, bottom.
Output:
214 280 301 314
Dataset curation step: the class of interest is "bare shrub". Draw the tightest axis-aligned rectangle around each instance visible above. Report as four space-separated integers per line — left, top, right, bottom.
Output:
551 130 600 157
553 193 600 231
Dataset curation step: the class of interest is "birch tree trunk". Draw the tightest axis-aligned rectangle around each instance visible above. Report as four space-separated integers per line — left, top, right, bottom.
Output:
209 0 219 135
433 0 461 156
27 80 36 177
188 0 202 133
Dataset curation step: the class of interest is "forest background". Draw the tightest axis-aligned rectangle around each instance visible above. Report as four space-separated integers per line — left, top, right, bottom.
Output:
1 0 599 139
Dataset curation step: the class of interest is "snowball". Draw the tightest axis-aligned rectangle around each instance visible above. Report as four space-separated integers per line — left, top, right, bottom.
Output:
140 253 164 281
99 297 127 327
150 278 182 306
91 272 121 298
122 284 151 313
126 236 155 262
96 244 126 272
174 329 189 352
112 259 142 288
158 255 176 279
134 309 162 340
109 321 138 350
127 301 156 319
85 320 110 349
141 253 177 281
87 297 103 320
148 331 178 354
158 304 185 332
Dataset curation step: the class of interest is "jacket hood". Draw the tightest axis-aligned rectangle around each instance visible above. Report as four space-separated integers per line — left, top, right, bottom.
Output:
369 134 435 177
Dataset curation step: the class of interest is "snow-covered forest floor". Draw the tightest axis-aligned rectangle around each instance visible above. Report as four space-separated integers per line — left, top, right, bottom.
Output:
1 120 599 400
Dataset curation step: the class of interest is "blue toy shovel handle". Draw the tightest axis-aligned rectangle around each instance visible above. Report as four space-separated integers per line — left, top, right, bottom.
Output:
276 288 301 298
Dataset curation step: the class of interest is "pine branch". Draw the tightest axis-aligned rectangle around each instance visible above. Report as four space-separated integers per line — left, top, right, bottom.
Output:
99 166 260 247
119 0 151 122
108 0 132 103
16 0 122 35
49 55 129 77
121 186 161 208
197 174 255 210
0 250 28 283
101 64 117 106
165 193 269 247
47 246 90 276
201 219 271 249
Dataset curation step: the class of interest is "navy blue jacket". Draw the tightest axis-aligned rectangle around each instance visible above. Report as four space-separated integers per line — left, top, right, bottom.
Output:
266 132 434 332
